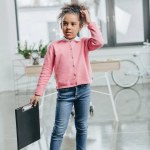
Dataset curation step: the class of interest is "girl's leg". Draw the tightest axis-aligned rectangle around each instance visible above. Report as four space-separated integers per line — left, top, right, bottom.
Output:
50 88 75 150
74 84 91 150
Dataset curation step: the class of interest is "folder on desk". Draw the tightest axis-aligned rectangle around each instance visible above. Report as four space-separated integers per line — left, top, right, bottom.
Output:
15 103 40 150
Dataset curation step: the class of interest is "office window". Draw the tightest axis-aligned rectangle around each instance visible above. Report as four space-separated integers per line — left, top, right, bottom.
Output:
15 0 149 47
17 7 61 46
96 0 149 46
115 0 144 43
15 0 70 47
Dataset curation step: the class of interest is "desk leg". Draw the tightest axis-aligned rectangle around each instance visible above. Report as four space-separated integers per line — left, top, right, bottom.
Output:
105 72 119 122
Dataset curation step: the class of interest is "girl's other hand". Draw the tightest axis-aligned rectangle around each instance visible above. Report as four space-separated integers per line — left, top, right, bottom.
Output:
30 95 40 107
80 9 91 25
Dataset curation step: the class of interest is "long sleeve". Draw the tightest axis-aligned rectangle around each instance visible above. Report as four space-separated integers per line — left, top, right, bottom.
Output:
34 44 55 96
86 22 104 51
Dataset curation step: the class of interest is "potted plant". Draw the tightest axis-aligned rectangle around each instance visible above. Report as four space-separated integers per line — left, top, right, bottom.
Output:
18 41 34 59
38 41 47 58
18 41 48 59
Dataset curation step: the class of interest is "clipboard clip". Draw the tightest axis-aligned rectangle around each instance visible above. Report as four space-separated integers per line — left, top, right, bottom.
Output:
22 104 33 112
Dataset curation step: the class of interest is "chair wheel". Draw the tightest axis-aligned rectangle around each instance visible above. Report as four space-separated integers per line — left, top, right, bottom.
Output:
71 111 75 117
90 105 94 115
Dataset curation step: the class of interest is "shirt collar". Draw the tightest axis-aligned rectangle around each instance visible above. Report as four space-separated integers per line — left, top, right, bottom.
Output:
61 36 80 42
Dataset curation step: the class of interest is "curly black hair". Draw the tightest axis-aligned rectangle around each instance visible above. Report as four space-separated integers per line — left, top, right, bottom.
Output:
58 2 89 25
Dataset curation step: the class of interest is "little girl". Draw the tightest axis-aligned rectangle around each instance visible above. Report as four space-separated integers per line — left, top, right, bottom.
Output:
31 2 104 150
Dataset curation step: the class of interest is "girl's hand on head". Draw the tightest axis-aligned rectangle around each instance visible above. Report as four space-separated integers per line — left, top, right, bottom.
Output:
80 10 91 25
30 95 40 107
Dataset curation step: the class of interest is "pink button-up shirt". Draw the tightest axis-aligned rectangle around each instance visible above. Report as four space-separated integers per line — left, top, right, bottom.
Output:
35 22 104 96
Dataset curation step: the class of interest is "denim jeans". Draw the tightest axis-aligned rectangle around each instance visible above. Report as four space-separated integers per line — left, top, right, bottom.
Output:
50 84 91 150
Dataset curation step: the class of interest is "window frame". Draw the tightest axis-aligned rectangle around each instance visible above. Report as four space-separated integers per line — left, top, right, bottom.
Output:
99 0 150 47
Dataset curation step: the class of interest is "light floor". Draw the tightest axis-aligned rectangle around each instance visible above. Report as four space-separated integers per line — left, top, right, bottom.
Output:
0 83 150 150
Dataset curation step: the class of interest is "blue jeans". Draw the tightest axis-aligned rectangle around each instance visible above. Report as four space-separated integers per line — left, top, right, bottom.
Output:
50 84 91 150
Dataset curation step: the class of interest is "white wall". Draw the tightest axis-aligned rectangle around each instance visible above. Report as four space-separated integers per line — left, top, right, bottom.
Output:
0 0 17 92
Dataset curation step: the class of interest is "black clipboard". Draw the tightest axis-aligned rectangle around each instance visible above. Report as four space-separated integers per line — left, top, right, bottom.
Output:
15 103 40 150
